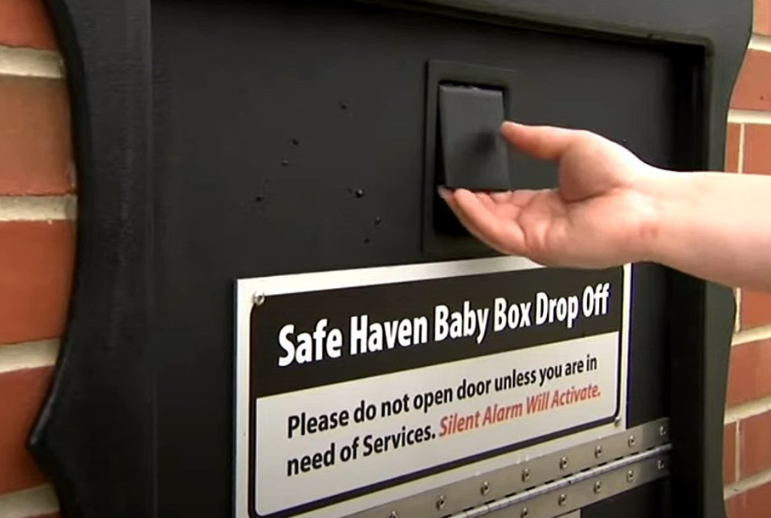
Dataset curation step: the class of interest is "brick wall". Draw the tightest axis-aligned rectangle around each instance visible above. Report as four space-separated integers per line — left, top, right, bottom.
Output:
0 1 74 517
723 2 771 516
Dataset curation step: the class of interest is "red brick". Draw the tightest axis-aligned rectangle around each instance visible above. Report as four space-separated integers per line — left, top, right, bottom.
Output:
0 368 53 494
726 124 741 173
756 0 771 36
727 494 741 518
0 222 75 345
0 76 73 195
726 480 771 518
740 411 771 477
741 290 771 329
743 125 771 176
731 51 771 111
727 340 771 406
0 0 57 50
725 422 737 485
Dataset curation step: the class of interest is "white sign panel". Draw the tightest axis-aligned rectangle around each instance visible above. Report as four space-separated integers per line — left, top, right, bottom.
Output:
235 258 630 518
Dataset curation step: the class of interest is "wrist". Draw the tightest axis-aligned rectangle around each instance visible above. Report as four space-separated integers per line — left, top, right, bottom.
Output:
630 166 683 265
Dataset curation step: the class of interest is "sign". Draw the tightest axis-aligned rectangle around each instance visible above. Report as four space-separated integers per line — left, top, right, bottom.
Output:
235 258 630 518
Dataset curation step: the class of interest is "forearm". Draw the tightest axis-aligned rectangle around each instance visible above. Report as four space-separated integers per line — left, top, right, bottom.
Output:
642 170 771 290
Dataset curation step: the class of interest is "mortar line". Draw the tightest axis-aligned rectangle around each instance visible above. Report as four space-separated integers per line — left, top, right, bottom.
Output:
0 485 59 518
0 195 76 222
0 46 62 79
725 394 771 423
724 464 771 500
0 340 60 374
749 34 771 53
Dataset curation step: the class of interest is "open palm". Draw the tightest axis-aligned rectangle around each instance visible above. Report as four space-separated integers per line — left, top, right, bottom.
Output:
441 122 660 268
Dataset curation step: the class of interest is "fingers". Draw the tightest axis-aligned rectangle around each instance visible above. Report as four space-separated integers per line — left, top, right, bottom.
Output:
476 192 502 214
501 121 587 162
477 190 541 223
439 189 502 252
451 189 528 255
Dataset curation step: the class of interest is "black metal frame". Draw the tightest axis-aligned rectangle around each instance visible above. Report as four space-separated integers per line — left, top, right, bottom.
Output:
30 1 749 517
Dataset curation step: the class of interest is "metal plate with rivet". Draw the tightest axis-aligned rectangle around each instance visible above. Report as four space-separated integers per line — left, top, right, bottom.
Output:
353 418 670 517
480 447 670 517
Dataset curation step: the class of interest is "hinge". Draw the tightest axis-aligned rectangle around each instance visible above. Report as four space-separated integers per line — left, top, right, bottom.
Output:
354 419 671 518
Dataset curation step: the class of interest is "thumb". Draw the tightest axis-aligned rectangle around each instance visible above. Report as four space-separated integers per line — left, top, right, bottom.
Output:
501 121 587 162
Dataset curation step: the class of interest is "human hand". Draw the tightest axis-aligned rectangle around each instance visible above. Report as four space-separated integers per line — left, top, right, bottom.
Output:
440 122 665 268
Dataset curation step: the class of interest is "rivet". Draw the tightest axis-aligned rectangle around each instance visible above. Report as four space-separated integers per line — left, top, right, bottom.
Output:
388 512 398 518
594 481 602 494
253 293 266 306
558 493 568 506
614 415 622 426
657 459 666 470
522 468 531 482
595 445 603 458
436 495 446 510
520 507 529 518
628 435 637 448
659 425 668 437
560 456 569 470
627 470 636 483
481 481 490 496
